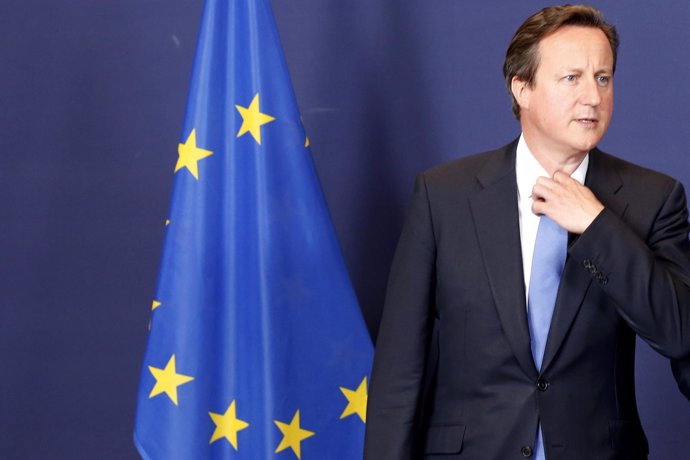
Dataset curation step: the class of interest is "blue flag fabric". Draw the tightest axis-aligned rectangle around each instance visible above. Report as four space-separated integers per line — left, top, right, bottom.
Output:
133 0 373 458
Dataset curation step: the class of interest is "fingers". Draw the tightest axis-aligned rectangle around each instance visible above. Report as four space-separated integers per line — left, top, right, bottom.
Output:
531 171 579 202
532 171 568 217
552 170 572 184
529 170 604 234
531 174 564 212
532 177 553 201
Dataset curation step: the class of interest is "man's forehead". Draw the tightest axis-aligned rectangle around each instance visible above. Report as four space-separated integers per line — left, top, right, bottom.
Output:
536 26 614 66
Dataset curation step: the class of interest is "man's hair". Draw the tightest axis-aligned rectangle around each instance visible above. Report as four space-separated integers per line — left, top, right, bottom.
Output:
503 4 619 119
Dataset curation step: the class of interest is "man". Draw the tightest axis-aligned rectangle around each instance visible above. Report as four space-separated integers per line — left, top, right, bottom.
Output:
364 5 690 459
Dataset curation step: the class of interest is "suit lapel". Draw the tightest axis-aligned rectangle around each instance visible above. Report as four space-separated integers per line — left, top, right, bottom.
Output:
584 149 627 218
469 141 537 379
541 149 628 373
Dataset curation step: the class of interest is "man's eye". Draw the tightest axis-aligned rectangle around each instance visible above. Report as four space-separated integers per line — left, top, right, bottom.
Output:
597 75 611 85
564 75 577 82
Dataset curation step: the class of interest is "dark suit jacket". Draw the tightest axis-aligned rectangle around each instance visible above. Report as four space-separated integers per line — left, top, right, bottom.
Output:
364 140 690 460
672 354 690 400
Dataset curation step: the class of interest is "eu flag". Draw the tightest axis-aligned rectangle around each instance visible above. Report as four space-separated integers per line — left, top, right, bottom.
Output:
133 0 373 458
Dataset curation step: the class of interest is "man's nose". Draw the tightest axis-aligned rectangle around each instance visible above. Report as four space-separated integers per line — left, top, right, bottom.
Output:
580 78 602 106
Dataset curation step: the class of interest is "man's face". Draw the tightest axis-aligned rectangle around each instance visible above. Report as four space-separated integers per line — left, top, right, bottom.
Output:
517 26 614 157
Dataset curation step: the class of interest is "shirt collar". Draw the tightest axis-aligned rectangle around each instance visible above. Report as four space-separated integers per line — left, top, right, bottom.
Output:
515 134 589 201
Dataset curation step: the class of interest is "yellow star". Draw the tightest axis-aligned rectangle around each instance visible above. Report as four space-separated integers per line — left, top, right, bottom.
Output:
274 410 315 459
148 354 194 405
339 376 368 423
151 300 161 311
209 400 250 449
175 129 213 180
235 93 276 145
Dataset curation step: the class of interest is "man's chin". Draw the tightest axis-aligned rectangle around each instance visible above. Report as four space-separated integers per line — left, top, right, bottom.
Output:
571 133 606 153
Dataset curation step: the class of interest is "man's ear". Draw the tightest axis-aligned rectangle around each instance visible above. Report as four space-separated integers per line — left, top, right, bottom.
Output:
511 76 530 111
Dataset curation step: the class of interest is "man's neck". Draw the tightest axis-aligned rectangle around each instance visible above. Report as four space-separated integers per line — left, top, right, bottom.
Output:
522 133 588 177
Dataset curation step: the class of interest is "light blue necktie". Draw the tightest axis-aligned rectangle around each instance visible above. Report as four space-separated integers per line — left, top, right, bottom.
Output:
527 215 567 460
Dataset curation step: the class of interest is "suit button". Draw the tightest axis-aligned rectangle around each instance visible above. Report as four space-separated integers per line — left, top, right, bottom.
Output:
521 445 533 457
537 379 549 391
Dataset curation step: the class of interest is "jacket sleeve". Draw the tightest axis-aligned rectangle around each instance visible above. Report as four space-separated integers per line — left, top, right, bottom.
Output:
672 354 690 401
568 180 690 359
364 173 437 459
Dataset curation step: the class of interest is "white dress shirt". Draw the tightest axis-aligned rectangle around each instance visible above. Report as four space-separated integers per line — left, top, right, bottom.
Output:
515 134 589 304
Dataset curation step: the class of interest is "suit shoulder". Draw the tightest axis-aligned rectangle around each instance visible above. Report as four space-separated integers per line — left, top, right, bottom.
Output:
596 150 681 191
420 141 516 190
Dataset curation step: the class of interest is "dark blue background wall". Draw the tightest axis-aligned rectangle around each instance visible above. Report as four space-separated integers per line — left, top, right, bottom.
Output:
1 0 688 458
